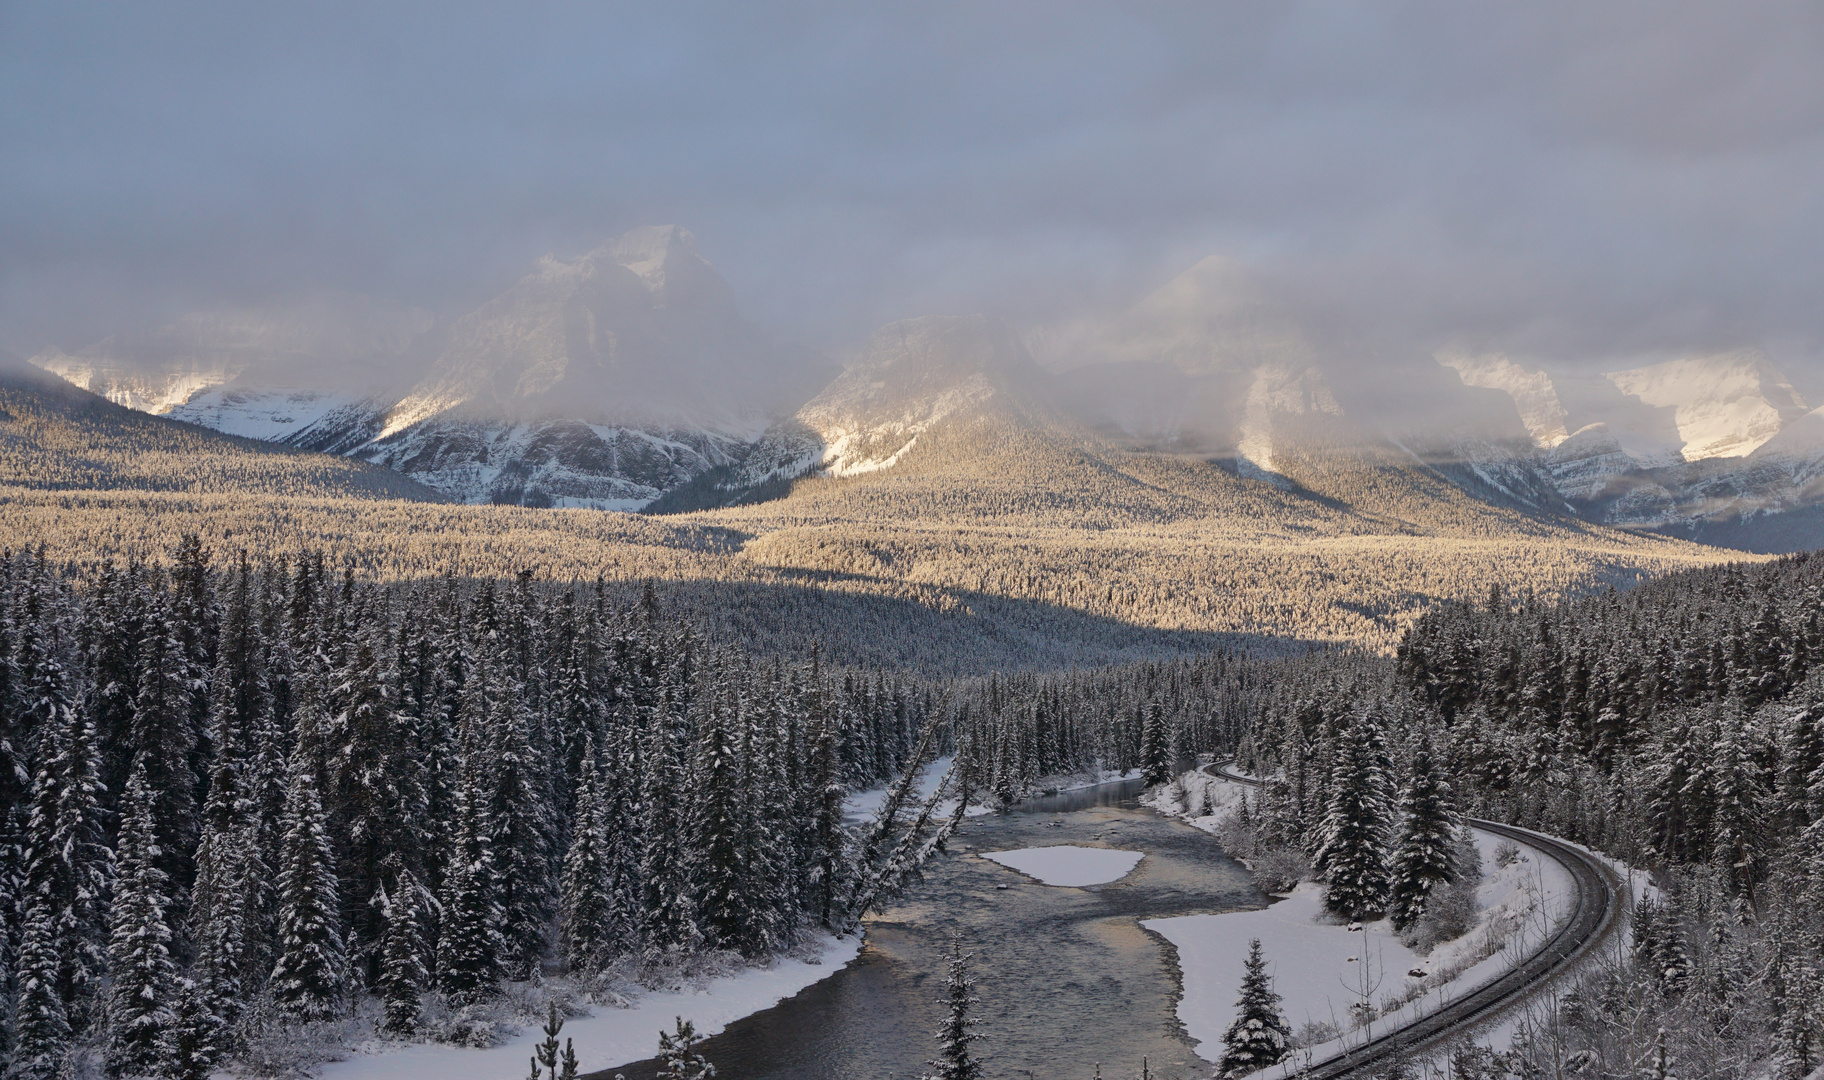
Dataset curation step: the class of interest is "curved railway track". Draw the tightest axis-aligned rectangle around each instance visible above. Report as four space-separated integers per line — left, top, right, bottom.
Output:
1202 761 1627 1077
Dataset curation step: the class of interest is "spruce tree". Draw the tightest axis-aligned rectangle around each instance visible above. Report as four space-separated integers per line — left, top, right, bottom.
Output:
922 936 984 1080
1139 702 1172 787
377 858 430 1035
1388 738 1459 932
12 896 72 1080
270 765 346 1022
560 739 615 974
1314 718 1392 921
691 691 747 951
190 700 259 1035
655 1017 716 1080
1217 939 1292 1077
436 781 504 1003
160 980 222 1080
21 691 111 1023
107 760 179 1078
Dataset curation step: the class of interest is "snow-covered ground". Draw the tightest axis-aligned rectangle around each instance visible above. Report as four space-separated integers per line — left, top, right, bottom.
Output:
314 933 861 1080
842 754 993 822
1146 768 1579 1073
982 845 1145 886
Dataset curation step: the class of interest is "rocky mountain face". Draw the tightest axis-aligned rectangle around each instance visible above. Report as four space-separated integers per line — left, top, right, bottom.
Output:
1437 349 1823 549
28 239 1824 551
32 228 831 509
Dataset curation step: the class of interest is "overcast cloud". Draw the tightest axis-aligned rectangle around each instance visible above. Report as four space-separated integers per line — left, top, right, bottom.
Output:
3 1 1823 377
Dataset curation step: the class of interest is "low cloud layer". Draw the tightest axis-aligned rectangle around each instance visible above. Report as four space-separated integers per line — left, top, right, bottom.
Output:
4 1 1823 383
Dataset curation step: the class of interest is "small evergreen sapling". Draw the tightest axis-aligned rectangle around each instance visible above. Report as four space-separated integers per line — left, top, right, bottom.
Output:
656 1017 716 1080
1217 938 1291 1076
922 936 985 1080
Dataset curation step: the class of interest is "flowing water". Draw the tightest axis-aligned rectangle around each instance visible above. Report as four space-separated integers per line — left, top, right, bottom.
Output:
596 779 1262 1080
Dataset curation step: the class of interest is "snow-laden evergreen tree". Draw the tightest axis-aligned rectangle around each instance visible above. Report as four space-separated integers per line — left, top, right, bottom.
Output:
559 737 615 974
20 682 111 1026
921 936 984 1080
804 679 848 930
655 1017 716 1080
132 596 202 890
436 779 504 1003
269 764 346 1022
327 627 428 986
190 689 261 1038
1313 716 1392 921
375 856 430 1035
691 685 748 951
160 979 222 1080
1387 737 1459 932
466 645 552 979
1139 701 1172 787
12 895 72 1080
640 675 700 961
107 760 179 1078
1216 938 1291 1077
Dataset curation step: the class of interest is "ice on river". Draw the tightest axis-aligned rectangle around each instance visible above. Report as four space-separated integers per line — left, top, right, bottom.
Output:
982 845 1146 886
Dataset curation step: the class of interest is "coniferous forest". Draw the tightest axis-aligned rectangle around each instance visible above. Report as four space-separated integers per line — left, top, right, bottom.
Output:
0 540 947 1079
1 535 1821 1079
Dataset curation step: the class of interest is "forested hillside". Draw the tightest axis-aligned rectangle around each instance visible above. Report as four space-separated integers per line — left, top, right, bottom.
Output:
0 544 946 1078
0 365 438 502
1222 555 1824 1077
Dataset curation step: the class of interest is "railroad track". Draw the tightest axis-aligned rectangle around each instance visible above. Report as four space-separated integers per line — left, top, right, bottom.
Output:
1201 761 1626 1077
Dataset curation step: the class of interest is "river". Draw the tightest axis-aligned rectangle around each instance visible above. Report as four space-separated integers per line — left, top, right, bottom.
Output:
595 779 1262 1080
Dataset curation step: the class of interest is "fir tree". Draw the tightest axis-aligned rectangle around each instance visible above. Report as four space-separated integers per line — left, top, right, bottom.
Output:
921 936 984 1080
160 980 222 1080
436 780 504 1004
1139 702 1172 787
1314 717 1392 921
1217 939 1291 1077
20 691 111 1023
376 858 430 1035
1387 738 1459 932
12 896 72 1080
107 760 179 1078
559 739 615 973
656 1017 716 1080
691 690 747 951
270 765 346 1022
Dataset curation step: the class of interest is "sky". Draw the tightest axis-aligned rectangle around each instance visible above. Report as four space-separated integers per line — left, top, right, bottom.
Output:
4 1 1824 379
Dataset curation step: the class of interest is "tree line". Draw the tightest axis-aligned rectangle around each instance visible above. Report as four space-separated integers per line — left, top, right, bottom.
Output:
0 541 940 1079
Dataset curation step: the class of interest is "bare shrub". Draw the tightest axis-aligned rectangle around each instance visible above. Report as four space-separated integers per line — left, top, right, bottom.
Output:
1250 847 1310 894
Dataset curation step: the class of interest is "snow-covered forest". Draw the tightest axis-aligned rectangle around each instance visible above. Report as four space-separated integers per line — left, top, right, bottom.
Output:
0 541 941 1078
1228 554 1824 1076
2 534 1821 1079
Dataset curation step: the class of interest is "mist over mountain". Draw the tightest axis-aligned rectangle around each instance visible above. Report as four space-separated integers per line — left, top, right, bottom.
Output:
26 229 1824 550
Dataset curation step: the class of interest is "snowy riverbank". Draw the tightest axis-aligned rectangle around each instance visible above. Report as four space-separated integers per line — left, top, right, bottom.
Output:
311 933 861 1080
1144 768 1578 1072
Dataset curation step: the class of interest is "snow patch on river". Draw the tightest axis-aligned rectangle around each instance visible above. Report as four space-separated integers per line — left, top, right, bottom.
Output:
982 845 1146 886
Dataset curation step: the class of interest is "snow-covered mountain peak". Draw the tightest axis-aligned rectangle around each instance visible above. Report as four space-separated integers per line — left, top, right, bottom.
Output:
1437 352 1570 448
1604 350 1807 460
602 225 701 282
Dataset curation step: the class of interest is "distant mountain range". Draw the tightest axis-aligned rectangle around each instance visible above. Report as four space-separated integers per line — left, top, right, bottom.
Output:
28 229 1824 552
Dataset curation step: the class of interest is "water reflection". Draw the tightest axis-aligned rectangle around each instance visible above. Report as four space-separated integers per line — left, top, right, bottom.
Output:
595 778 1256 1080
